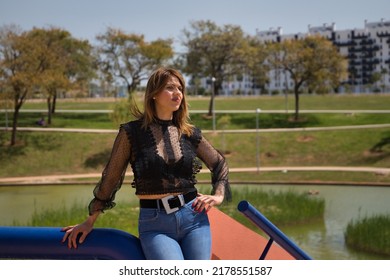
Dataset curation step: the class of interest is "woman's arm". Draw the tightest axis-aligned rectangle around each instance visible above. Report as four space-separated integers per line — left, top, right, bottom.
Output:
61 128 131 247
88 128 131 214
192 134 232 212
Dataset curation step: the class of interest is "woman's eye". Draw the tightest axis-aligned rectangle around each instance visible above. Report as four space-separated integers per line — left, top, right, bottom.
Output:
165 85 182 92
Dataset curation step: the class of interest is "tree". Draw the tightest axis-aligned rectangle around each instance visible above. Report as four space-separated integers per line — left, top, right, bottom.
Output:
96 27 174 96
0 25 43 145
16 28 96 125
268 35 348 121
28 28 70 125
27 27 95 124
180 20 247 115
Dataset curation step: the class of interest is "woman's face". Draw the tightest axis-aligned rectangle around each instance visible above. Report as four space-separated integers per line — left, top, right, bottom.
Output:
154 76 183 120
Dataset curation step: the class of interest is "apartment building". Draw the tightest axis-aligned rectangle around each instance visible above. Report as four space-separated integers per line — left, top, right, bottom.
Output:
255 19 390 94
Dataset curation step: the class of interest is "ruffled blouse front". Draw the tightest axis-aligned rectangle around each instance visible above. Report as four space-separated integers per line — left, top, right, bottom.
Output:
88 119 231 215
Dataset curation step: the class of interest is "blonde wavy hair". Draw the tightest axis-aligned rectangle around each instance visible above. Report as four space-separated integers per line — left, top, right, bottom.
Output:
131 67 194 136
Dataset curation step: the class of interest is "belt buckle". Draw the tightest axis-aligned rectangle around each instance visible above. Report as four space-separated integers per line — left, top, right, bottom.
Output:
161 194 185 214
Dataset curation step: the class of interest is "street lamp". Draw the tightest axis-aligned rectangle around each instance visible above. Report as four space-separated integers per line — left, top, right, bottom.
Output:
211 77 216 131
256 108 261 173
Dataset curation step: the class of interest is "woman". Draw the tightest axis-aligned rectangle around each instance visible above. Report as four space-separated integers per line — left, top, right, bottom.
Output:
62 67 231 260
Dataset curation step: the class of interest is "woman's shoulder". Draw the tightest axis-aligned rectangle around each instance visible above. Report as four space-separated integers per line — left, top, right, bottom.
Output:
185 126 202 145
121 119 142 127
191 126 202 136
120 119 143 133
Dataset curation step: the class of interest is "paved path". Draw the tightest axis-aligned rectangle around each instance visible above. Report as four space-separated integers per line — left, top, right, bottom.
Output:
0 166 389 184
2 123 390 134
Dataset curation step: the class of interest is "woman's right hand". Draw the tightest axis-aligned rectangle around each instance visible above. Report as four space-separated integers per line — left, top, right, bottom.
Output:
61 221 93 249
61 212 100 249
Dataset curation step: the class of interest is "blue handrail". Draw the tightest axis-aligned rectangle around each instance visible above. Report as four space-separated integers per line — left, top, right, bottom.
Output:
237 200 313 260
0 226 145 260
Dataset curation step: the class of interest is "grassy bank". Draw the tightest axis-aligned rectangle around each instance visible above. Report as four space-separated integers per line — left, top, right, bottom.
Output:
345 215 390 256
1 128 389 184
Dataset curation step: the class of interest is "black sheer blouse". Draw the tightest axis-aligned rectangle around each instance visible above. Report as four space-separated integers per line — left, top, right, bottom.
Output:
88 119 231 215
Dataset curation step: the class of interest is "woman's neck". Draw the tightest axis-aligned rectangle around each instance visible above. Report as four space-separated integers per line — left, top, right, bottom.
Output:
155 112 173 121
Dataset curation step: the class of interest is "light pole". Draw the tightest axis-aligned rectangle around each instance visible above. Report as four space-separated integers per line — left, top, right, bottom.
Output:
256 108 261 173
211 77 216 131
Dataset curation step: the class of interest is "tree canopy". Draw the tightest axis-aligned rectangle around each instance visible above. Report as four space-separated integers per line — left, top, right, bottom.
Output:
268 35 348 120
96 27 174 95
180 20 248 114
0 25 95 145
1 25 41 145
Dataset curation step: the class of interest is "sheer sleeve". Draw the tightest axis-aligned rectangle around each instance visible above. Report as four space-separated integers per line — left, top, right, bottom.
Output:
88 128 131 215
195 133 232 202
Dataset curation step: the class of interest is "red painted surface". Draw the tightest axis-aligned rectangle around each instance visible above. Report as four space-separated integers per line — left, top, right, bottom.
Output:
208 208 295 260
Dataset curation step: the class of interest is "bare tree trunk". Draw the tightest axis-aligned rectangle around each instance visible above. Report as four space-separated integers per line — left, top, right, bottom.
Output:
294 88 300 121
207 80 217 116
47 96 52 125
51 94 57 114
10 93 25 146
11 109 18 146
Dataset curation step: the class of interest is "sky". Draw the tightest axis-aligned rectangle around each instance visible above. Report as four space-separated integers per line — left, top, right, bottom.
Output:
1 0 389 51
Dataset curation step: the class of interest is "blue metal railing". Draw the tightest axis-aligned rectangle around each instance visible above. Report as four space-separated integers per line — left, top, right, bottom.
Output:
0 226 145 259
237 200 312 260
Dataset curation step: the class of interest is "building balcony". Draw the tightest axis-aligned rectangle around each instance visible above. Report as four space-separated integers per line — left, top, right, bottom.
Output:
376 31 390 38
352 33 369 39
334 41 356 47
361 46 381 52
360 39 375 45
348 47 362 52
363 66 375 71
362 58 381 64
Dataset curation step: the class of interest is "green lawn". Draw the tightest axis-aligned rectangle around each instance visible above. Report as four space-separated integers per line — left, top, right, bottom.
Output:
4 94 390 131
1 94 389 184
21 93 390 111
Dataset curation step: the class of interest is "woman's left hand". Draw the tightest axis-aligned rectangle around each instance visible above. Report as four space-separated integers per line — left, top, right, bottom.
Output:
192 193 224 213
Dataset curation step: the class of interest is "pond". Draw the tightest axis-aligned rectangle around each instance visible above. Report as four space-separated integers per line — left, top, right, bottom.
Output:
257 184 390 260
0 183 389 260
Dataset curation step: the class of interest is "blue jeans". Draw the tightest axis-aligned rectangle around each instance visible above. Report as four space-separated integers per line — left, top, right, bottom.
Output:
138 198 211 260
